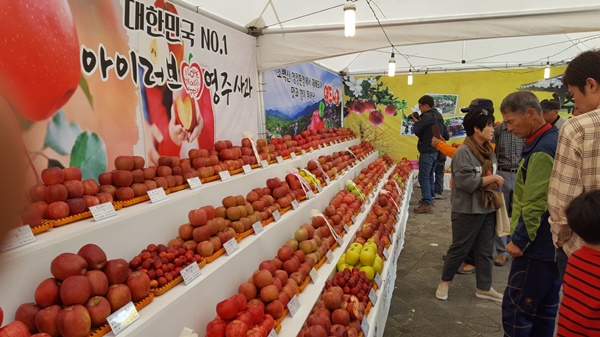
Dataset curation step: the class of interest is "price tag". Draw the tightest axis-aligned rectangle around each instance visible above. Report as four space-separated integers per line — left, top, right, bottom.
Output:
148 187 167 203
272 210 281 222
361 317 370 336
89 202 117 222
276 156 284 164
383 248 390 260
343 224 350 233
326 251 334 264
369 288 378 305
187 177 202 189
396 214 400 222
0 225 35 252
181 262 202 285
287 295 301 317
336 236 344 246
309 267 319 283
301 149 306 155
316 185 323 193
219 171 232 181
268 329 278 337
306 191 315 199
291 200 300 210
252 221 264 235
351 215 357 223
261 160 269 168
242 164 252 174
374 273 383 288
389 232 394 241
360 205 366 213
107 301 139 335
318 144 322 149
291 152 297 159
224 238 240 256
324 176 331 185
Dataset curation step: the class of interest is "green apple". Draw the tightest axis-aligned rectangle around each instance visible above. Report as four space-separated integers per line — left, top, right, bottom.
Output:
349 242 363 252
345 250 360 265
360 266 375 280
373 259 383 275
359 249 375 266
337 254 346 269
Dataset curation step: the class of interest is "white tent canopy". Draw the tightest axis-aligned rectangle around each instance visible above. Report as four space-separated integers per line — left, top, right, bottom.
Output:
176 0 600 75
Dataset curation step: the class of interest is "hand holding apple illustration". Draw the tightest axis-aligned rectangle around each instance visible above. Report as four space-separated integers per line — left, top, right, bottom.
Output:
0 0 80 121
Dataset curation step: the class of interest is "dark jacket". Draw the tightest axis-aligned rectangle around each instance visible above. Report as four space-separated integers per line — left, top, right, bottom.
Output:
511 125 558 261
413 108 448 154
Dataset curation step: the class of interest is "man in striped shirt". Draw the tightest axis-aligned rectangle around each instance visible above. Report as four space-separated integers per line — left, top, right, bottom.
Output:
548 50 600 278
557 190 600 336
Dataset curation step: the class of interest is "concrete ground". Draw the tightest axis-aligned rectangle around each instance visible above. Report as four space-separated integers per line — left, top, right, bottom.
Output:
383 188 511 337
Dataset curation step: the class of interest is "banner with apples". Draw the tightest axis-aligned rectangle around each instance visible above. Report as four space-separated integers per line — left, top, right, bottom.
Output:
3 0 259 187
263 63 342 138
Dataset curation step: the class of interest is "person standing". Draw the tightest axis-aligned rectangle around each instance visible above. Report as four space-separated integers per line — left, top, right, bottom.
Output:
491 121 525 267
412 95 447 213
499 91 561 337
540 99 567 129
548 49 600 278
435 107 505 302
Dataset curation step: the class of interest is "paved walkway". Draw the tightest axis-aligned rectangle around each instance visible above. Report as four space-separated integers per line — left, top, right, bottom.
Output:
383 187 511 337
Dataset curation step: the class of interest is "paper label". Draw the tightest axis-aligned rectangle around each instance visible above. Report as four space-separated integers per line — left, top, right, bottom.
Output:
218 170 231 181
306 191 316 199
181 262 201 285
187 177 202 189
324 176 331 185
309 267 319 283
361 205 366 213
383 248 390 260
343 224 350 233
361 317 370 336
326 251 334 264
261 160 269 168
268 329 278 337
148 187 167 203
374 273 383 288
291 200 300 210
0 225 35 252
396 214 400 222
252 221 264 235
107 301 139 335
336 236 344 246
242 164 252 174
89 202 117 222
287 295 301 317
316 185 323 193
291 152 297 159
302 149 306 155
351 215 357 223
276 156 284 164
369 288 378 305
224 238 240 256
272 210 281 222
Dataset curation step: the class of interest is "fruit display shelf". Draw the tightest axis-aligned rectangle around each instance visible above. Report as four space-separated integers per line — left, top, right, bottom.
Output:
0 139 361 326
276 167 413 337
98 150 378 337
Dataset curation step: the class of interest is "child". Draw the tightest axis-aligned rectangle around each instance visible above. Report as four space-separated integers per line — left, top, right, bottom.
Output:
556 190 600 336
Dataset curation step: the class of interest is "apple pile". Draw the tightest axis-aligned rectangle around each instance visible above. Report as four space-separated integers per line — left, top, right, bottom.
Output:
336 242 382 281
9 244 150 337
23 166 112 225
206 294 275 337
311 190 363 242
347 141 374 161
128 243 202 289
389 157 412 188
297 269 372 337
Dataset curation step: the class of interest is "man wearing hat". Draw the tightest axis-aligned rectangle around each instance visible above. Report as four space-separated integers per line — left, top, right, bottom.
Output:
540 99 566 129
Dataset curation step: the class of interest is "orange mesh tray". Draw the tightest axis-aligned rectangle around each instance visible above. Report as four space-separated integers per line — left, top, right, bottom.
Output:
120 189 170 207
205 247 226 263
51 202 123 227
236 228 254 240
169 183 189 193
299 276 311 293
31 221 53 235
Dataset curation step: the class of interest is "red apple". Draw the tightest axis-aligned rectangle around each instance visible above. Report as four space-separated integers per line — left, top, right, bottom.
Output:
77 243 107 270
56 305 91 337
102 259 129 285
50 253 87 280
34 278 61 308
85 296 111 327
15 302 41 333
35 304 61 337
105 284 131 312
126 272 150 302
0 321 30 337
85 270 109 297
60 275 92 306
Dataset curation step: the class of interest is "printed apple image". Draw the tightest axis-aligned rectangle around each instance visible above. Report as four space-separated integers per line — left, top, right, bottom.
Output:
173 88 203 133
385 104 397 115
369 110 384 126
137 33 171 87
180 60 204 100
0 0 80 121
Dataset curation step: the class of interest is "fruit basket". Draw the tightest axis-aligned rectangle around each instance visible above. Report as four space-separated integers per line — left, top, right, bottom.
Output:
120 189 171 208
88 292 154 337
31 220 53 235
50 202 123 227
150 259 206 296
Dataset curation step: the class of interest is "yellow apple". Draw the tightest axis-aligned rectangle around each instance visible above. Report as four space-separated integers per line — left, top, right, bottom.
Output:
359 249 375 266
360 266 375 280
345 250 360 265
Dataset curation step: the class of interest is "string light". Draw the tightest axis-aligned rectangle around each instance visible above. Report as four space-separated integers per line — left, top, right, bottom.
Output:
408 68 413 85
343 1 356 37
544 59 550 79
388 52 396 77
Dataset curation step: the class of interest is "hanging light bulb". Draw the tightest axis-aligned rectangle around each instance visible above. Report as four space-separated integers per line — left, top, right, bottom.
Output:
344 1 356 37
408 68 413 85
544 60 550 79
388 52 396 77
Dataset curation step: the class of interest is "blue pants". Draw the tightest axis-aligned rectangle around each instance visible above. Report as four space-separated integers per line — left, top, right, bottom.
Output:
502 256 561 337
418 152 437 205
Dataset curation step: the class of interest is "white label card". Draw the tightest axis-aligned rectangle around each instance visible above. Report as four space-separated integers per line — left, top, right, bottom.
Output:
224 238 240 256
89 202 117 222
291 152 297 159
218 171 231 181
291 200 300 210
336 237 344 246
0 225 35 252
268 329 278 337
187 177 202 189
369 288 378 305
383 248 390 260
309 267 319 283
306 191 316 199
261 160 269 168
361 317 370 336
242 164 252 174
107 301 139 335
252 221 264 235
396 214 400 222
302 150 306 155
324 176 331 185
374 273 383 288
326 251 334 264
181 262 202 285
343 224 350 233
361 205 366 213
351 215 357 223
316 185 323 193
148 187 167 203
287 295 301 317
276 156 284 164
272 210 281 222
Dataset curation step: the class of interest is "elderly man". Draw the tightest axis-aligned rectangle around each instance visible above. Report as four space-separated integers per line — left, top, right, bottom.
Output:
540 99 566 129
499 91 560 337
